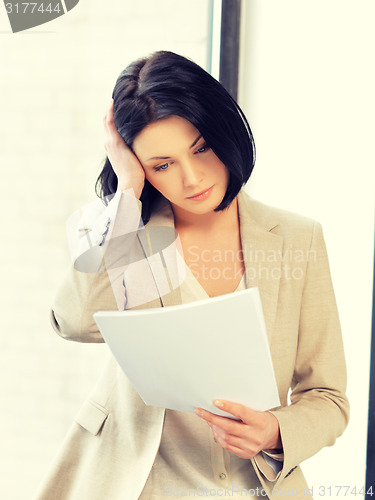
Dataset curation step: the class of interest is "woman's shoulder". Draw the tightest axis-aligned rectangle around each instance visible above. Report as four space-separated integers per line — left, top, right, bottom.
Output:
238 190 319 239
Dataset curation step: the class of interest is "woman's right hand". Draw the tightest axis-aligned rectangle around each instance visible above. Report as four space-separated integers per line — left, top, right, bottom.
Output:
103 100 145 199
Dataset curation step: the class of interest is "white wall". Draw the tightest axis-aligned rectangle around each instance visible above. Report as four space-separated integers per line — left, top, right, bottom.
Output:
0 2 210 499
239 0 375 495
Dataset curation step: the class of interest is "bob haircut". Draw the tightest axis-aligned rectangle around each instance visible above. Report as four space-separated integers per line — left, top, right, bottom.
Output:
96 51 256 224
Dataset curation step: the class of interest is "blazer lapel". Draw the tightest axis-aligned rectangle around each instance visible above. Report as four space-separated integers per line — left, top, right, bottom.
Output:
238 192 283 345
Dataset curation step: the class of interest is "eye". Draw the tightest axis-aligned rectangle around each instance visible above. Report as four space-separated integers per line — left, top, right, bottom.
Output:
154 163 169 172
195 144 209 154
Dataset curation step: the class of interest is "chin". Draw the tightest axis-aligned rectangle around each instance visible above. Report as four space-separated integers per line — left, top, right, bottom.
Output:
186 201 221 215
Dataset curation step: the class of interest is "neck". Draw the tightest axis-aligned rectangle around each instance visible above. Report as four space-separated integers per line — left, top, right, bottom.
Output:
172 198 239 234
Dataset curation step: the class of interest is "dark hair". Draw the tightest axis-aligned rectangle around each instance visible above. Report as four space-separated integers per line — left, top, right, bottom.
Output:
95 51 255 224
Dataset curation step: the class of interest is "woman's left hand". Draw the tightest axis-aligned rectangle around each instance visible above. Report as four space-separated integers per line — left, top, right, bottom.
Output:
195 400 282 459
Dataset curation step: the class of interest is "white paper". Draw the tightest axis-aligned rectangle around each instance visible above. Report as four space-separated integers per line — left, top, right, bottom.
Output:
94 287 280 418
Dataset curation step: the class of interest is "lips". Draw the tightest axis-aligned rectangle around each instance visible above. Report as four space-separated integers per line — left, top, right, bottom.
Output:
186 185 214 200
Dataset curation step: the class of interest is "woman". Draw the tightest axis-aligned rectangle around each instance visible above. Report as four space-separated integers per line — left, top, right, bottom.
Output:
34 51 349 499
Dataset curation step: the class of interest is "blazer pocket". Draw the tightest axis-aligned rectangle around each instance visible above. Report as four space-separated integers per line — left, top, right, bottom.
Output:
74 399 109 436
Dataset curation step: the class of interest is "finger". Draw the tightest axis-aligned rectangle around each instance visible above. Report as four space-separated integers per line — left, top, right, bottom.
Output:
210 426 258 459
212 423 261 450
213 399 257 423
103 112 125 151
221 443 253 459
107 100 114 122
212 431 254 459
103 101 111 121
103 100 114 127
103 112 114 130
225 445 252 459
195 408 245 436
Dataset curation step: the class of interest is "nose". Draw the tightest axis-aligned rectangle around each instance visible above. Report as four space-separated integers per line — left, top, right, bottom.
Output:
180 161 202 188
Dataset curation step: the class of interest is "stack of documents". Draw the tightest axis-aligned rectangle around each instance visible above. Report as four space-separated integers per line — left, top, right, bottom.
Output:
94 287 280 418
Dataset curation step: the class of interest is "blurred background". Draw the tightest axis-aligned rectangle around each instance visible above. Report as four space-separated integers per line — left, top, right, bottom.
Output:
0 1 374 499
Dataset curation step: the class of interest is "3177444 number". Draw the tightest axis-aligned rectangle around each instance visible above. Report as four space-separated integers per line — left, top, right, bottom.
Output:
5 3 61 14
317 485 374 496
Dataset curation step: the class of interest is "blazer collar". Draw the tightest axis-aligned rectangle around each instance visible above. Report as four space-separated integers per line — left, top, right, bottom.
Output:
138 191 283 343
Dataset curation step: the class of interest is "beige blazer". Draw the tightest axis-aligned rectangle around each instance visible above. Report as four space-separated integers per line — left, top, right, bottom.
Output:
33 190 349 500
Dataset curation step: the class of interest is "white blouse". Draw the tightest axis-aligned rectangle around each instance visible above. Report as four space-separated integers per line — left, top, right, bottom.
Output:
139 266 263 498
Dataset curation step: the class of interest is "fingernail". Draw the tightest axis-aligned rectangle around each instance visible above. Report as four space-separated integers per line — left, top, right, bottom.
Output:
195 409 203 417
214 400 224 408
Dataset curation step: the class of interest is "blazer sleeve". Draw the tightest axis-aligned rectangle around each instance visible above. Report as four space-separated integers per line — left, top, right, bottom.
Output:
51 189 143 343
254 221 349 484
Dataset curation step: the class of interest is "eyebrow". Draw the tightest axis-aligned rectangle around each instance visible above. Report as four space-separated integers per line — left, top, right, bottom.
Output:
146 134 203 162
190 134 202 149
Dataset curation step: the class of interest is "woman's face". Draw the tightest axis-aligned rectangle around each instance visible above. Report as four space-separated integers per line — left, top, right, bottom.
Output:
132 116 229 218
